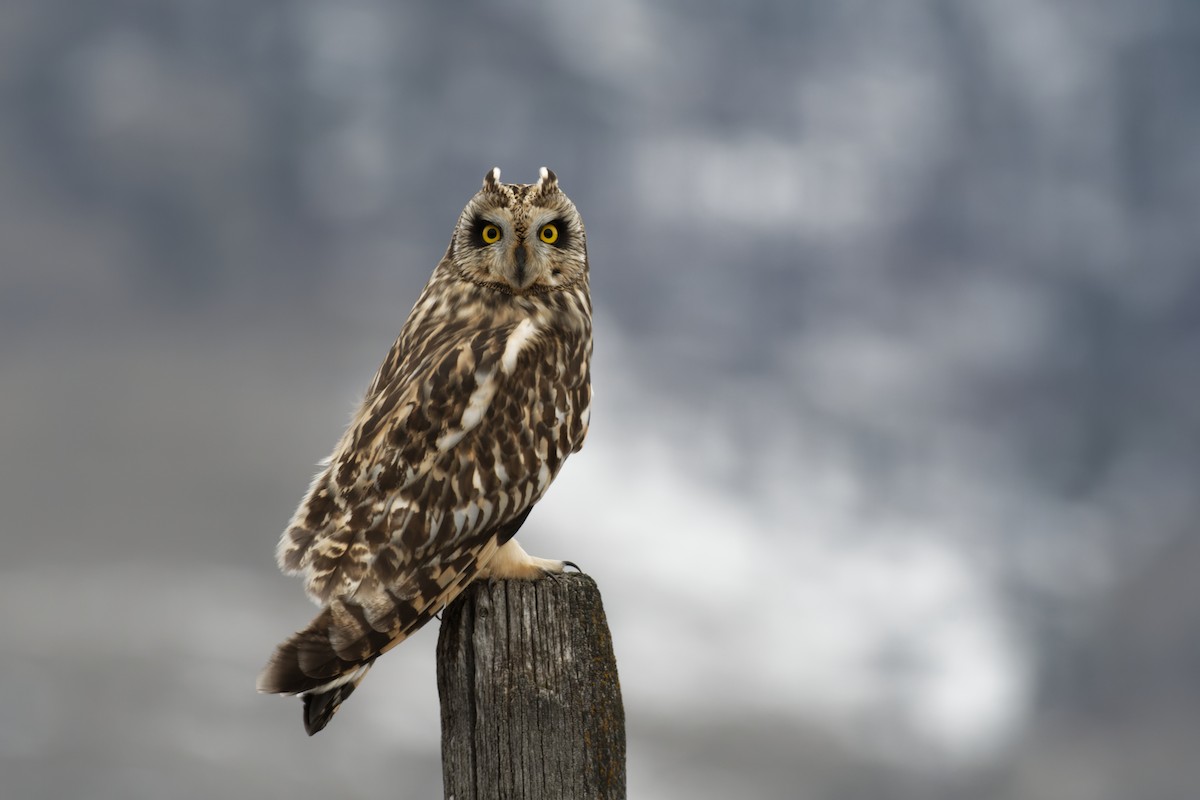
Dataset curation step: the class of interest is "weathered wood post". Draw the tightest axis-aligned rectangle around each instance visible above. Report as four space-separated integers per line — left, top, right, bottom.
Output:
436 573 626 800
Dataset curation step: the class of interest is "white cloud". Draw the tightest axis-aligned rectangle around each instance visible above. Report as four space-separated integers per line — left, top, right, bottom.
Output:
532 318 1032 766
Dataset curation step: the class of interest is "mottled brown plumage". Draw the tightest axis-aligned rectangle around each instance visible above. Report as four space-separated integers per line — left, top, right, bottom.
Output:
258 168 592 734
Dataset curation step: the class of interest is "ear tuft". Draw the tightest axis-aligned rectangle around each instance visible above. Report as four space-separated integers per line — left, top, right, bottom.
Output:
483 167 501 191
535 167 558 193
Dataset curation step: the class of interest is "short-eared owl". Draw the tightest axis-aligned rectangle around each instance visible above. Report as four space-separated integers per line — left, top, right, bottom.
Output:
258 168 592 734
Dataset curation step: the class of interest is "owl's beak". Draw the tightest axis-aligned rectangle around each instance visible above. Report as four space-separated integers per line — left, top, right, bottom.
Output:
510 244 533 290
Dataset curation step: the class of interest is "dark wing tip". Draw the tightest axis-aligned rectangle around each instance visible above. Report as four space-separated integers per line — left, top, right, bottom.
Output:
259 608 381 734
303 683 359 735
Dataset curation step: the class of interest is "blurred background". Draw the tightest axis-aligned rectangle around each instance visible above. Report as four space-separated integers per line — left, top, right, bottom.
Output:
2 1 1198 798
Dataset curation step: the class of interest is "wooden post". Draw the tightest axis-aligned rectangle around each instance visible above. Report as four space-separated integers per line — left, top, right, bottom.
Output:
436 573 626 800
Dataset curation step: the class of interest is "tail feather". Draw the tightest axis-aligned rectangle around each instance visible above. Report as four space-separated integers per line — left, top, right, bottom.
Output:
257 601 397 734
258 591 448 734
259 552 493 734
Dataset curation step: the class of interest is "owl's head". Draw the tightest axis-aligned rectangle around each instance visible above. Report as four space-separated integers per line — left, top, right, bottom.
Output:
449 167 587 295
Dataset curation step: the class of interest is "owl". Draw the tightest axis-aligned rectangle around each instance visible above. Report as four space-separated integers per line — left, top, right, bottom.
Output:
258 167 592 734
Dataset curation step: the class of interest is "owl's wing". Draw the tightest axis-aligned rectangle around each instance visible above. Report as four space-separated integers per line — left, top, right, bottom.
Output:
278 321 563 601
259 319 587 728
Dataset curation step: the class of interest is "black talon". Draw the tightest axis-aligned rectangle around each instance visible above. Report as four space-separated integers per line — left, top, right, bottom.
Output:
562 560 581 573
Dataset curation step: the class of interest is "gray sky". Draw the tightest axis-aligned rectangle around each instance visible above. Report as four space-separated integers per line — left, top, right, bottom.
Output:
1 1 1198 798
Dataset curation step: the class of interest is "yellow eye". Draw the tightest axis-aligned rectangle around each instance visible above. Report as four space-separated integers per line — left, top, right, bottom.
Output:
539 223 559 244
481 224 502 244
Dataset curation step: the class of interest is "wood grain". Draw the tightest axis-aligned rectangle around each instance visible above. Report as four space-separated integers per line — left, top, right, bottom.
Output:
437 574 625 800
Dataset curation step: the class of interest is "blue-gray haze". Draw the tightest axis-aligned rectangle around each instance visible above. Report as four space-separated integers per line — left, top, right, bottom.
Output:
1 2 1198 799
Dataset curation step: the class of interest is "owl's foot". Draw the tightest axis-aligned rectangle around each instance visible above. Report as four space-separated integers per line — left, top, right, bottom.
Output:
481 538 567 580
